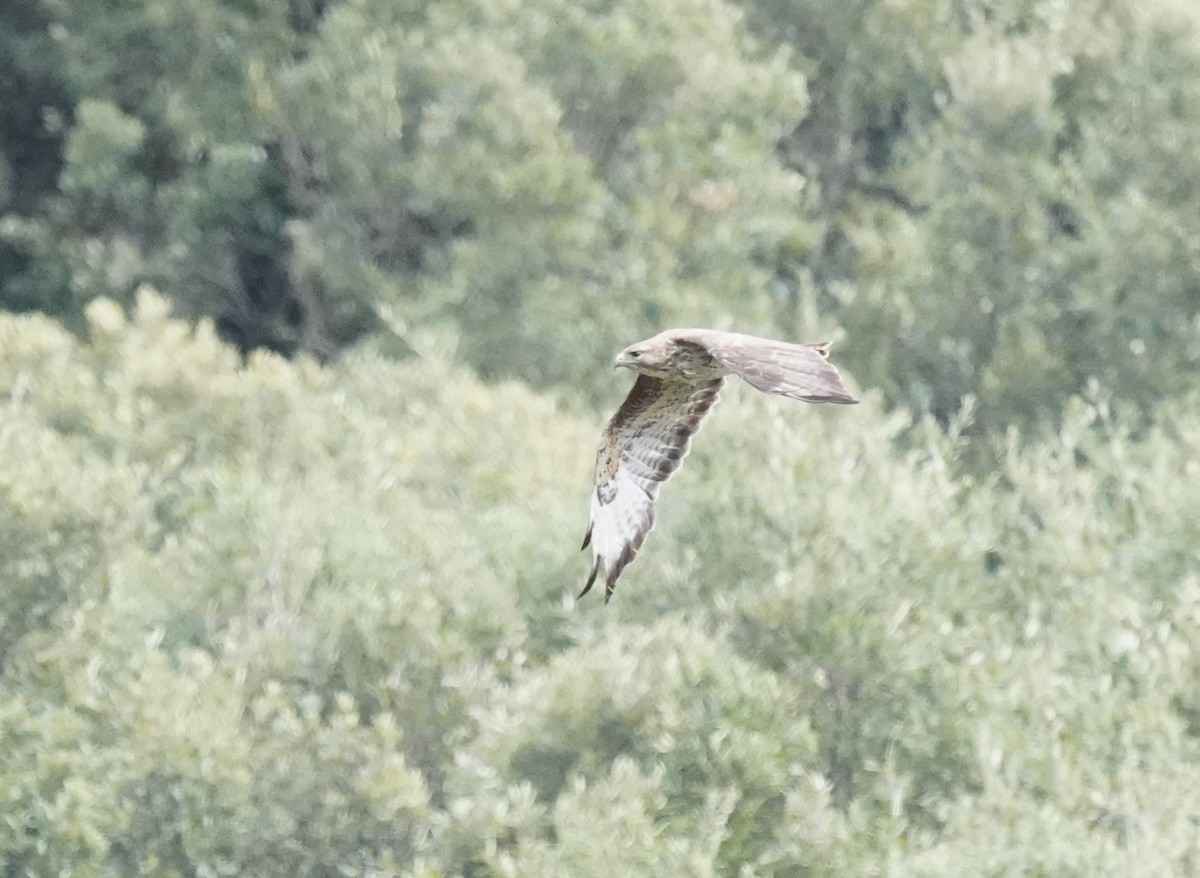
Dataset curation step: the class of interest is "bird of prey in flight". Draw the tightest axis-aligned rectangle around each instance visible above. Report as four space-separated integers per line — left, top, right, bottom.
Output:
580 329 857 603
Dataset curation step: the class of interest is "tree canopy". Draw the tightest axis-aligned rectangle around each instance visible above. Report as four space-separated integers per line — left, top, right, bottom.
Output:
6 0 1199 429
2 0 1200 874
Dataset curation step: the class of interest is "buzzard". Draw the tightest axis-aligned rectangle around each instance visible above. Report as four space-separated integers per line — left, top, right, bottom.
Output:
579 329 857 603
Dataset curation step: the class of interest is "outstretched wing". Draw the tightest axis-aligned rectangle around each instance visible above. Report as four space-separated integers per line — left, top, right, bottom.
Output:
580 374 723 603
683 330 858 404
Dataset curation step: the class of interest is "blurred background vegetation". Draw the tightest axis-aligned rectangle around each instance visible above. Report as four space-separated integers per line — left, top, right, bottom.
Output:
1 0 1199 874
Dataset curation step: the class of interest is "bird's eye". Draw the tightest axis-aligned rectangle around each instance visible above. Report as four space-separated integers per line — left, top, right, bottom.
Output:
629 350 641 358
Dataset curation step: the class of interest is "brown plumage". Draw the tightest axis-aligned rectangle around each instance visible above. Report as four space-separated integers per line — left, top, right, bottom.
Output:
580 329 857 603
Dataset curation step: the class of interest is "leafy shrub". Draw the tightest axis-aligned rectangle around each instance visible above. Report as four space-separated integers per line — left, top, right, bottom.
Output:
1 297 1198 874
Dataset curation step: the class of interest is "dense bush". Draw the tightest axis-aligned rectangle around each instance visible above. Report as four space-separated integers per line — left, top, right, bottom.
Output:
0 297 1197 875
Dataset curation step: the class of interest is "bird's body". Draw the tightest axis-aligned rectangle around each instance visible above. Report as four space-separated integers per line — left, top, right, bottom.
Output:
580 329 857 603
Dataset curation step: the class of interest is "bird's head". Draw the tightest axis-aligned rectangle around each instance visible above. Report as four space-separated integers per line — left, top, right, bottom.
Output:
614 337 675 377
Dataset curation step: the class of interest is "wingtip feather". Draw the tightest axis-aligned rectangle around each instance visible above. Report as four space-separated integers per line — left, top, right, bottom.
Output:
578 556 600 600
814 391 859 405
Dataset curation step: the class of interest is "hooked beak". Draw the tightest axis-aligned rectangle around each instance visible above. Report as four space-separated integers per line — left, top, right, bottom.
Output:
613 350 635 370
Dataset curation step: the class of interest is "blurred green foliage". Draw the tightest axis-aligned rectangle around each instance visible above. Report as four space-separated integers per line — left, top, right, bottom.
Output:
4 0 1198 430
0 296 1197 874
4 0 1200 873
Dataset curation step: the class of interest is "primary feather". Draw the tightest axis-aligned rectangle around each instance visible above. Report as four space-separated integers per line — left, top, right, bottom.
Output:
580 329 857 603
